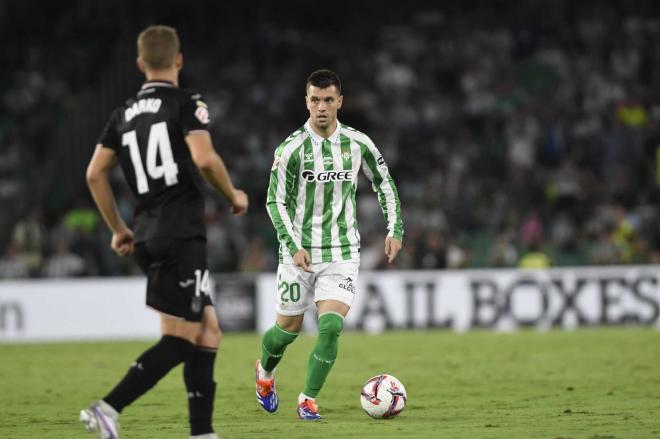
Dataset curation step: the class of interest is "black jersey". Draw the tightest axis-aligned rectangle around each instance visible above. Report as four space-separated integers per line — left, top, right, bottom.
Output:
97 80 211 243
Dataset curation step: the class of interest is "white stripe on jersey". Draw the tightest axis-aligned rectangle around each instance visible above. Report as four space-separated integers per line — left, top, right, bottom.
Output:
310 140 325 262
346 138 361 259
329 139 344 261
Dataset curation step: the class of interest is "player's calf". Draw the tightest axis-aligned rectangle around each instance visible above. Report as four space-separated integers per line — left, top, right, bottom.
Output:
185 346 218 436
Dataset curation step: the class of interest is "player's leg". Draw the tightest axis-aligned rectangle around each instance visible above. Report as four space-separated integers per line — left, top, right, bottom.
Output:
256 263 311 412
81 238 199 439
102 238 200 414
102 315 199 413
256 312 302 413
297 261 358 420
81 315 198 439
297 300 347 420
260 312 304 372
185 305 221 438
161 238 221 438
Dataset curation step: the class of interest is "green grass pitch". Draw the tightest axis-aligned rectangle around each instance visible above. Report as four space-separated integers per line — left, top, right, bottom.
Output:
1 328 659 438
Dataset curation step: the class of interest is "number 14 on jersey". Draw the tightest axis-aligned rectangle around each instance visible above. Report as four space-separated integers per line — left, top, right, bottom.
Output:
122 121 179 194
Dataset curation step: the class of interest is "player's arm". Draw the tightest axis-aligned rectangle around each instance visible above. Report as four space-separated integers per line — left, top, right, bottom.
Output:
86 145 134 256
186 131 248 215
360 140 403 263
266 144 311 271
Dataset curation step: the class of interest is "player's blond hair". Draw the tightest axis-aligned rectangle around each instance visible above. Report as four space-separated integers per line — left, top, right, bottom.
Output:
137 25 180 70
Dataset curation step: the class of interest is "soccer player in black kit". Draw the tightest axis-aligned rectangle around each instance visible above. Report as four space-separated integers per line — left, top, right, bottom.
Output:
79 25 248 439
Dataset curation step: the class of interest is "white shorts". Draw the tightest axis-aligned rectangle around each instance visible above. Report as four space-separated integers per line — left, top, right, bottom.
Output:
275 260 360 316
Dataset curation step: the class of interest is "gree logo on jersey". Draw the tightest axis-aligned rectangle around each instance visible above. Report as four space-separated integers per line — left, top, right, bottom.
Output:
301 170 353 182
125 98 162 122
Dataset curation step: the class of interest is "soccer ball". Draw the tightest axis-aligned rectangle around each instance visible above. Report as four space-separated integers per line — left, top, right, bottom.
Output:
360 374 407 419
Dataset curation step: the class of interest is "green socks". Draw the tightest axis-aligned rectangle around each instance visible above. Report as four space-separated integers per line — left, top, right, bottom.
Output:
303 312 344 398
260 324 299 372
261 313 345 399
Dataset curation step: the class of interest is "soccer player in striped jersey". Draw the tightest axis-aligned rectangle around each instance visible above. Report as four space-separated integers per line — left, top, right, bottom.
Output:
255 69 403 420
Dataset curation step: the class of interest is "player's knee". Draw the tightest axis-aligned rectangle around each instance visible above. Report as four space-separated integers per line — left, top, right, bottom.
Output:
277 314 304 333
318 312 344 339
197 322 222 348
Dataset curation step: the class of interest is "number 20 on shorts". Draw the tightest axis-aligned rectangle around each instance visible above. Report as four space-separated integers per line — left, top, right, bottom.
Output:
279 279 301 303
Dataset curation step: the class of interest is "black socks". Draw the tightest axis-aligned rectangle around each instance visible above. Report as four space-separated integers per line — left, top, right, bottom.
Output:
184 347 218 436
103 335 194 412
101 336 218 436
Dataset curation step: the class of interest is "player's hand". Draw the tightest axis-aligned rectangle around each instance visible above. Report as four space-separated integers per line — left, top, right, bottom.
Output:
230 189 248 216
293 248 313 273
111 227 134 257
384 236 402 264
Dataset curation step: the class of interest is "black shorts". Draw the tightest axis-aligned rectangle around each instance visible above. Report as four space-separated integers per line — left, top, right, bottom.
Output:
133 237 213 322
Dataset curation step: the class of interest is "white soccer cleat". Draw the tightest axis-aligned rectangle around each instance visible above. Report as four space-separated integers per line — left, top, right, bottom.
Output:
190 434 221 439
79 401 120 439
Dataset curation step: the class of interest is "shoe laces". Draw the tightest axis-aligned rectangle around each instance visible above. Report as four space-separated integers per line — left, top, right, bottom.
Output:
300 399 318 413
256 379 273 397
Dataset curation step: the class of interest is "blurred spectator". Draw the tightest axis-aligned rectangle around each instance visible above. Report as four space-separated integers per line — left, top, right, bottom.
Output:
9 207 45 276
64 198 100 235
590 226 622 265
0 244 30 278
416 231 447 269
519 210 544 249
488 230 518 267
240 237 269 272
42 239 86 277
4 0 660 274
518 243 552 269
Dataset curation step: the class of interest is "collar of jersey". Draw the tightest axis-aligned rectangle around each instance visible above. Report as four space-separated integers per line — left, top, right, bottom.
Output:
304 119 341 146
141 80 176 89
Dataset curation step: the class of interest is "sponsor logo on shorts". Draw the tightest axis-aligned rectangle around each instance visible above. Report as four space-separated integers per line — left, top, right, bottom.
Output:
339 276 355 294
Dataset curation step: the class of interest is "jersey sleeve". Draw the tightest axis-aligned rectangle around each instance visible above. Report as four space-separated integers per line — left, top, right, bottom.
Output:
359 138 404 241
96 109 121 151
266 143 302 257
181 92 211 135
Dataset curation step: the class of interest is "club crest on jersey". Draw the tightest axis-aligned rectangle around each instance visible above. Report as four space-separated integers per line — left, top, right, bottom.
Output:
304 152 314 162
195 106 210 124
342 151 351 161
302 169 353 183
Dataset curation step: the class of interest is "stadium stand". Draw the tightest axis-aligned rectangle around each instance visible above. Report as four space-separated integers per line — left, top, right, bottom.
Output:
2 0 660 277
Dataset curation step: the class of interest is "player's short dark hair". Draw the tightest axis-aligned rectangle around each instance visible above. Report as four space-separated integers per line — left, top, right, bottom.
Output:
306 69 342 94
137 25 180 70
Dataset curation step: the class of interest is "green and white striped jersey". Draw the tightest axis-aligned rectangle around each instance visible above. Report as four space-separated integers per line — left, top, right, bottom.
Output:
267 120 403 264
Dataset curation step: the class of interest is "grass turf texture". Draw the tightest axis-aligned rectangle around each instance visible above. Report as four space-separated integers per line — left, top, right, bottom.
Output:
1 329 659 439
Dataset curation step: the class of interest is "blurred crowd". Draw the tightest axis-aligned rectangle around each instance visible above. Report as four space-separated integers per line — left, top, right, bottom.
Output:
3 0 660 278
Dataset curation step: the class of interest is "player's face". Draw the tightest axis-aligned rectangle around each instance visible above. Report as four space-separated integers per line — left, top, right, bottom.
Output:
306 85 343 133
